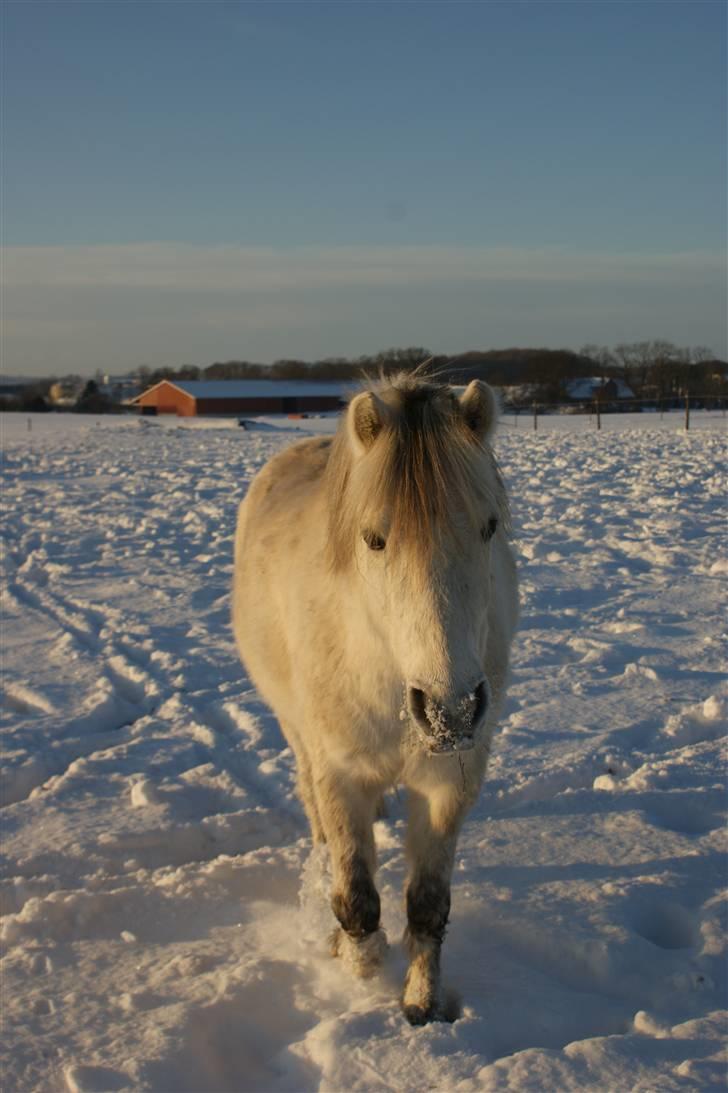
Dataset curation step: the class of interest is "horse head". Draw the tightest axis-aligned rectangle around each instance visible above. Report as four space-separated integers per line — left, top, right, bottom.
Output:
326 375 509 753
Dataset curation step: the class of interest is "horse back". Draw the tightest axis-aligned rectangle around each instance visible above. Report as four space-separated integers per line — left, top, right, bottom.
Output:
232 436 332 714
238 436 332 536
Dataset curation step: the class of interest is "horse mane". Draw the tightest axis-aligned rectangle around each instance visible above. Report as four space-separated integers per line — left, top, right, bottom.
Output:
324 372 511 571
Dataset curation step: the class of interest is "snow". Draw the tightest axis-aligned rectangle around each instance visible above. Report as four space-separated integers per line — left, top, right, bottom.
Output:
1 409 726 1092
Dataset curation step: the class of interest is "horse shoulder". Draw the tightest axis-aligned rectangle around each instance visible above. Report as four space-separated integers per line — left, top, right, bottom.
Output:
483 535 519 707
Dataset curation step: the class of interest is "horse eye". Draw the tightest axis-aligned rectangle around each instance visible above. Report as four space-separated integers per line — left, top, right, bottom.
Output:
363 529 386 551
481 517 498 543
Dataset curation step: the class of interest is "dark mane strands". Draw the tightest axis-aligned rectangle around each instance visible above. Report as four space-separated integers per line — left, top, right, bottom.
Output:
325 374 510 572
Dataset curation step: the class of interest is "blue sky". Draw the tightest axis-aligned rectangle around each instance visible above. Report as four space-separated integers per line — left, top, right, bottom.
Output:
3 1 726 374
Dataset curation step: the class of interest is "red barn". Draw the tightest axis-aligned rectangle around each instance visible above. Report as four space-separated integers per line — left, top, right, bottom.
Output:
133 379 348 417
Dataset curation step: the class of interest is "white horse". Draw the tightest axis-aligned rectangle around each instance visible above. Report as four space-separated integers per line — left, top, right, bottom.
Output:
232 373 518 1024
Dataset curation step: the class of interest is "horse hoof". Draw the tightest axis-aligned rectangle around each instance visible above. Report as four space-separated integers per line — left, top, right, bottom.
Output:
403 1002 431 1026
401 976 459 1025
402 995 459 1026
330 927 387 978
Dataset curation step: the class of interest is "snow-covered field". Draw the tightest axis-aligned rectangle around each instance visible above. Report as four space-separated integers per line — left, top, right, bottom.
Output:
1 409 726 1092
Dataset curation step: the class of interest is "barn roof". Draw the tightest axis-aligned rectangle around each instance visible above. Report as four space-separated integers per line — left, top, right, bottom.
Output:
134 379 351 402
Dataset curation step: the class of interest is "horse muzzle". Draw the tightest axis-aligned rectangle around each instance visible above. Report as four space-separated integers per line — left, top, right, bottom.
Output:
407 679 489 754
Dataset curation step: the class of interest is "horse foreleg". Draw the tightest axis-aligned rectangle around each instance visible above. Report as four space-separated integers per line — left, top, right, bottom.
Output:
296 750 327 845
315 771 387 978
280 721 326 844
402 784 467 1024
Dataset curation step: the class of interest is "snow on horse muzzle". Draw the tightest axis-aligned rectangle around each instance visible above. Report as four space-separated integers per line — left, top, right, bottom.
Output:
407 679 489 754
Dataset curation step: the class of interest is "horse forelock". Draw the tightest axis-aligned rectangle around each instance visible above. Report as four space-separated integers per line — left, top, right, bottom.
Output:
325 375 510 572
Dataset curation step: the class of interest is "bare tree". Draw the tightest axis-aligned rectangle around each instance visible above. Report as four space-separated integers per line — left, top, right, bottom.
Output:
580 344 616 382
689 345 714 365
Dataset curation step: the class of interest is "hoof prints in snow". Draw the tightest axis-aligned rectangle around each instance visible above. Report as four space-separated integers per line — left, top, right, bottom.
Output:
1 412 726 1093
630 902 700 952
139 963 320 1093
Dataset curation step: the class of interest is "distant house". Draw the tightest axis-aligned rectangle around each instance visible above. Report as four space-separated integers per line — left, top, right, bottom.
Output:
566 377 634 403
132 379 350 417
49 380 84 407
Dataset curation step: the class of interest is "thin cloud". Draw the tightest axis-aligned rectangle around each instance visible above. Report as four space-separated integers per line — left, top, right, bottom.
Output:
3 242 723 292
3 243 725 373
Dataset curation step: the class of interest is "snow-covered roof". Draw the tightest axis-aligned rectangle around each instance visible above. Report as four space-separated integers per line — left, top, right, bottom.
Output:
566 377 634 400
141 379 352 400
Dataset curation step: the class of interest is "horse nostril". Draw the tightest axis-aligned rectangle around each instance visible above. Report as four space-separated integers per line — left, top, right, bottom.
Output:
472 679 488 727
407 686 431 734
407 680 489 742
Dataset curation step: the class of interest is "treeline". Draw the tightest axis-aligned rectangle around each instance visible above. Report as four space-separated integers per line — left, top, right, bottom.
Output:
135 341 725 401
137 347 433 386
578 341 722 400
3 342 724 413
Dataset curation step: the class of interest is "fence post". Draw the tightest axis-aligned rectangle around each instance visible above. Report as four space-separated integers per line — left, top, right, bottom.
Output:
685 393 690 431
533 402 538 432
595 400 601 431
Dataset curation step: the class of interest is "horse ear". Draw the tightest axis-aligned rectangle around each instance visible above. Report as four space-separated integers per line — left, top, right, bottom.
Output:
458 380 498 442
347 391 391 454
